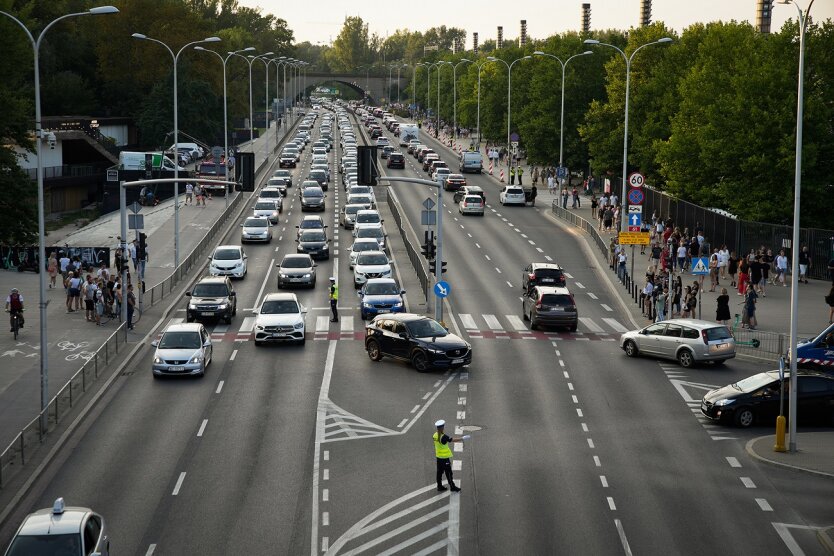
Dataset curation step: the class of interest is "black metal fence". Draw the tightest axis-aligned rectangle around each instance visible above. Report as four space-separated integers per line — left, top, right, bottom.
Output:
642 187 834 281
386 189 429 303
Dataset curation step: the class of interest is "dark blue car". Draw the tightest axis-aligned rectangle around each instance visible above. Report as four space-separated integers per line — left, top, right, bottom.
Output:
358 278 405 320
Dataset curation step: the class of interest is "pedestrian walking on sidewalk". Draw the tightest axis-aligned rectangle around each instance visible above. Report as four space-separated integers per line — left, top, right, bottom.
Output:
591 194 598 219
530 185 537 206
571 187 579 209
185 183 193 205
716 288 731 325
742 284 758 329
126 284 136 330
737 258 749 295
433 420 465 493
547 174 555 195
47 252 58 289
532 166 539 185
655 287 667 322
775 249 788 286
728 251 739 287
561 188 569 209
798 246 811 284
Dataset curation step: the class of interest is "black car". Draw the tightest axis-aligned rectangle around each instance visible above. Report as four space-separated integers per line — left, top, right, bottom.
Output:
522 286 577 331
185 276 236 323
387 152 405 169
701 370 834 427
301 188 326 212
364 313 472 372
523 262 567 291
308 169 329 190
296 229 330 260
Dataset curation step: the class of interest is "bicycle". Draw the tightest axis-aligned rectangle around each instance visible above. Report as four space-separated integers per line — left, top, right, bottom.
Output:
6 309 24 340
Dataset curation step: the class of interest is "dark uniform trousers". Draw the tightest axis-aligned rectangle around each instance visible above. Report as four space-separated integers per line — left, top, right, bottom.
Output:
436 457 455 488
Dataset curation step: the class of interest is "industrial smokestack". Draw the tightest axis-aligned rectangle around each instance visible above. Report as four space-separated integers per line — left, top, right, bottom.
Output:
581 3 591 33
519 20 527 47
473 32 479 53
640 0 652 26
497 26 503 49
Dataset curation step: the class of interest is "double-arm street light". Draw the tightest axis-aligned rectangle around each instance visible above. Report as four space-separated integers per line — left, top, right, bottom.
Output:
194 46 255 207
229 50 273 145
267 56 287 133
132 33 222 270
395 63 408 105
474 60 488 149
1 4 119 431
451 59 472 144
533 50 593 170
249 53 275 157
436 61 453 136
777 0 816 453
584 37 672 229
487 55 532 167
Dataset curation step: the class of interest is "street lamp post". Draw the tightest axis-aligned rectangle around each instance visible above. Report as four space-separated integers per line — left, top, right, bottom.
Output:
396 63 406 105
778 0 816 453
249 53 275 158
474 61 488 149
584 37 672 230
437 62 451 136
1 4 119 431
131 34 221 271
487 55 532 167
452 59 472 145
533 50 593 169
195 46 255 207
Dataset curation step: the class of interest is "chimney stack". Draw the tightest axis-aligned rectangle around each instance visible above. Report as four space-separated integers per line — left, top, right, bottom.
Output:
640 0 652 26
519 20 527 47
497 26 503 49
581 4 591 33
473 32 479 53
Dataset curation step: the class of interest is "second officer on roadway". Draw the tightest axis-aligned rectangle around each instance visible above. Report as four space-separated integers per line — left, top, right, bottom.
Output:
329 277 339 322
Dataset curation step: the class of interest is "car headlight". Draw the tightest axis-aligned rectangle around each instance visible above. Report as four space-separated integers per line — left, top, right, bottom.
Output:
256 325 264 330
153 356 163 364
393 302 403 308
428 347 445 354
302 273 311 278
189 354 204 364
279 273 288 278
188 303 197 310
293 322 304 330
363 302 373 308
714 399 735 406
382 268 391 275
217 304 227 310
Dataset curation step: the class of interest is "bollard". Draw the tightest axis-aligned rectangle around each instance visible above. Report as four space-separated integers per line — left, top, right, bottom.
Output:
774 415 787 452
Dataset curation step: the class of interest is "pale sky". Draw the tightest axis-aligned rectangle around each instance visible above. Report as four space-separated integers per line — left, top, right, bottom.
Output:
238 0 832 46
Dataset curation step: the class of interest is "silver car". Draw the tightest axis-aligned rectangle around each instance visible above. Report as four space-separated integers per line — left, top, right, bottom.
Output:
4 498 109 556
620 318 736 367
152 323 213 377
276 254 317 288
240 216 273 243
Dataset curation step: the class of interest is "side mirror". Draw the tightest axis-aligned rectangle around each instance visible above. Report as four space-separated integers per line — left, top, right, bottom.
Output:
313 263 318 267
203 341 212 347
239 223 244 227
151 340 159 347
243 255 248 259
398 332 408 339
185 292 192 297
252 308 260 314
229 291 236 297
401 290 406 295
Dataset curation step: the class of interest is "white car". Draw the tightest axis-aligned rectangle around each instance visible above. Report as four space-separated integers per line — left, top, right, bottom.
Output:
499 186 526 206
256 187 283 210
353 209 383 235
432 167 451 184
253 292 307 345
240 216 273 243
349 239 382 268
376 136 390 147
253 200 280 224
151 323 213 377
459 195 485 216
355 226 386 252
353 250 393 288
209 245 247 278
348 185 376 204
4 498 111 556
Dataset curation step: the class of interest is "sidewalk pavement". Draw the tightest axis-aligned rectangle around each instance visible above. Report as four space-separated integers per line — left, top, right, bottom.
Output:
413 121 834 484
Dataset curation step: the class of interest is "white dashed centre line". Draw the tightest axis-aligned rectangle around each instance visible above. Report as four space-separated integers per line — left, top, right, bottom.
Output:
601 304 613 312
536 247 544 253
594 455 601 467
726 456 742 468
230 349 238 361
475 243 481 248
587 292 598 299
506 281 513 288
756 498 773 511
575 282 585 289
587 438 595 449
600 475 608 487
197 419 208 437
215 381 224 394
740 477 757 489
495 267 502 274
172 472 186 496
607 497 617 511
485 255 491 261
545 255 553 261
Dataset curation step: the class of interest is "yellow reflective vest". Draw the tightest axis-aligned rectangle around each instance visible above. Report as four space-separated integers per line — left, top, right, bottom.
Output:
433 432 452 459
330 284 338 301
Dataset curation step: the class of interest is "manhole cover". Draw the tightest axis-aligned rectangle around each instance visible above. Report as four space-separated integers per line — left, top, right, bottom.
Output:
459 425 483 432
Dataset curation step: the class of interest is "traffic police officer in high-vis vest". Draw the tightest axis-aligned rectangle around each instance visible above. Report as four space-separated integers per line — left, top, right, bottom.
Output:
433 419 469 492
329 277 339 322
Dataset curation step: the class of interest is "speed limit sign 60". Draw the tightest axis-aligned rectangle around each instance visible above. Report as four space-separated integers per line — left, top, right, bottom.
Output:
628 172 645 188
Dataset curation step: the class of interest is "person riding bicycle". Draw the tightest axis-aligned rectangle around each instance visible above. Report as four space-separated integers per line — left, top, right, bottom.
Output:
5 288 24 332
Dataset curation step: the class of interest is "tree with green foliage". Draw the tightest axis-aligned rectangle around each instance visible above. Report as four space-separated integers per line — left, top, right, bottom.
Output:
327 16 371 72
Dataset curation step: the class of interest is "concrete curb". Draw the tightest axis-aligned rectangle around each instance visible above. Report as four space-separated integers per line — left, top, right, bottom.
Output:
744 436 834 480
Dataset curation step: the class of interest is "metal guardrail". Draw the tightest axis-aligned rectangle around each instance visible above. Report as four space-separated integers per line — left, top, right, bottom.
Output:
550 200 787 362
387 190 429 303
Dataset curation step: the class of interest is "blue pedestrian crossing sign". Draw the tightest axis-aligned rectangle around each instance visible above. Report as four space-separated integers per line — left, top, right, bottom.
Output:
434 281 450 298
691 257 710 275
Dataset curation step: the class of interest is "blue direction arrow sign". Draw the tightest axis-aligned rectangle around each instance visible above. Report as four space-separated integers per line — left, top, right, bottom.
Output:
627 188 644 205
628 213 642 228
691 257 710 275
434 281 450 298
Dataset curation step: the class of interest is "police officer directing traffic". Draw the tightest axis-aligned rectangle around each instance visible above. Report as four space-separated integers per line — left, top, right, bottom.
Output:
329 277 339 322
433 419 468 492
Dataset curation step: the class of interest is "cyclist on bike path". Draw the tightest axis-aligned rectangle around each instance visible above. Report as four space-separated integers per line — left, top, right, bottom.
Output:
5 288 24 332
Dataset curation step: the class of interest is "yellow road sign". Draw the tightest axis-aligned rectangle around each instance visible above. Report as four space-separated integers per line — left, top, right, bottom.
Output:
619 231 650 245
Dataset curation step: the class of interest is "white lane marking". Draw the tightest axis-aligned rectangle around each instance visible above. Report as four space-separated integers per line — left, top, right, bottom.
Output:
602 318 628 333
740 477 756 489
545 255 553 261
475 243 481 248
536 247 544 253
311 341 338 556
239 316 256 333
581 422 588 432
521 233 528 238
485 255 491 261
410 405 420 414
495 267 502 274
275 246 280 252
506 315 526 330
467 233 472 238
562 370 568 377
600 303 613 312
323 469 329 480
587 438 595 449
587 292 599 299
145 545 156 555
324 450 329 461
323 489 329 501
483 314 502 330
172 472 186 496
340 316 354 333
576 408 583 417
726 456 742 468
216 381 224 394
559 360 565 367
423 392 432 400
575 282 586 289
323 512 329 526
579 317 604 333
772 523 815 556
506 281 514 288
615 519 633 556
564 272 574 279
316 316 330 332
756 498 773 512
600 475 608 487
572 395 579 404
458 314 477 329
594 455 601 467
230 349 238 361
515 228 521 232
197 419 208 437
568 383 575 391
528 240 536 245
607 497 617 510
397 418 408 428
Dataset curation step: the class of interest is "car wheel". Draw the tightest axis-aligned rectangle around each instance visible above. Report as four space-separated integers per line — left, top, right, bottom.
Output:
522 308 529 321
411 350 429 372
713 359 726 367
186 315 194 323
254 340 263 346
366 339 383 361
299 335 306 346
569 323 578 332
734 407 755 428
677 349 695 368
624 340 639 357
224 314 232 324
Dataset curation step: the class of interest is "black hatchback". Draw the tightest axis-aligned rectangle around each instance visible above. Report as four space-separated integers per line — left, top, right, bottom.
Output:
365 313 472 372
701 370 834 427
523 262 567 291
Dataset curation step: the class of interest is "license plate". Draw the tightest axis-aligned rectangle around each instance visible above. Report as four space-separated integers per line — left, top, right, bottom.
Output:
376 309 389 314
169 366 185 372
290 278 303 282
541 278 554 283
452 358 464 364
716 343 728 349
201 312 214 316
272 333 285 338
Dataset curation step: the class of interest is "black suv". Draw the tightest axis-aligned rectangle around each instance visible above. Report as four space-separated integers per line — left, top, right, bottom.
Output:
186 276 237 323
522 286 577 331
523 262 567 291
387 152 405 169
364 313 472 372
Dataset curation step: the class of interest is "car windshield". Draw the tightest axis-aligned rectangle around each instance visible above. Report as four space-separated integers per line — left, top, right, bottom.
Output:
303 189 323 198
255 202 276 210
358 228 383 239
358 253 388 265
282 257 312 269
301 231 326 242
345 206 361 216
274 171 290 177
735 372 777 393
407 319 448 338
353 242 377 252
350 196 372 205
213 248 241 260
705 327 733 341
310 171 325 178
536 269 563 278
191 283 229 297
259 190 280 198
507 188 524 194
300 220 323 229
244 218 267 228
159 331 202 349
351 187 371 194
261 300 299 314
365 282 400 295
5 533 82 556
542 294 572 306
463 196 482 204
356 213 380 224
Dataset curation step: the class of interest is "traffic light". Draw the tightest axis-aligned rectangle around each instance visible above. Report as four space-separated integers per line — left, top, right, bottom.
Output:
429 260 447 275
137 232 147 260
421 230 436 259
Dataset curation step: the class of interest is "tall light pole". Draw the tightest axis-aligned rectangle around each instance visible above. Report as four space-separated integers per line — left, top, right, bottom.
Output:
194 46 255 207
778 0 816 453
474 61 488 149
132 33 221 270
584 37 672 229
230 50 271 145
533 50 593 170
437 61 453 136
268 56 287 134
396 63 407 105
249 53 275 157
487 55 532 167
451 58 472 144
1 4 119 431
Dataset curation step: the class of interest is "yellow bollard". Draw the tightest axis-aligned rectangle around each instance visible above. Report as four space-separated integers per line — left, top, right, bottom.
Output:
774 415 787 452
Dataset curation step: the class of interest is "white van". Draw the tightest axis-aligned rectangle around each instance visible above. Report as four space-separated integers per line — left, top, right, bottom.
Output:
459 151 483 174
119 151 182 172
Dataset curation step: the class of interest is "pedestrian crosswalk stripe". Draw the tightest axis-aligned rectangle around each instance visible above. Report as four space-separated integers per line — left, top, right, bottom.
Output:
213 324 229 333
458 313 477 329
579 317 604 333
239 316 256 332
340 316 354 333
564 272 574 279
482 314 502 330
601 304 613 312
169 317 184 326
505 315 527 331
316 316 330 332
602 318 628 332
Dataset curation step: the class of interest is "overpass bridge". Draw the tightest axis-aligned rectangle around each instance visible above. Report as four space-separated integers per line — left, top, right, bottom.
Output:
296 72 408 105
